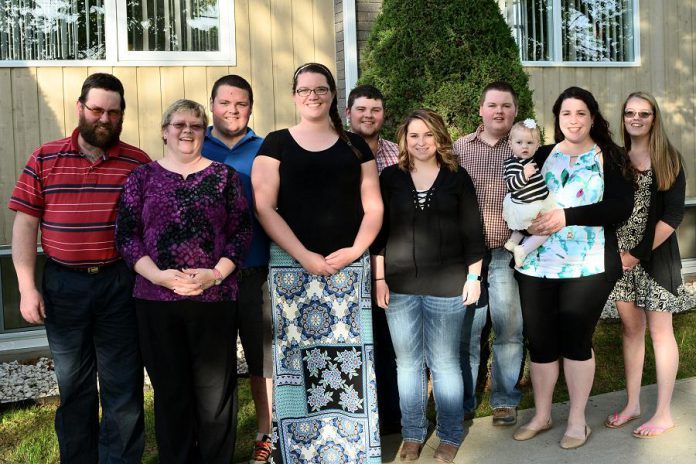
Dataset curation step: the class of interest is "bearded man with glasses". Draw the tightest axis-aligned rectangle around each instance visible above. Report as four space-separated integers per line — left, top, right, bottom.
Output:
8 73 150 463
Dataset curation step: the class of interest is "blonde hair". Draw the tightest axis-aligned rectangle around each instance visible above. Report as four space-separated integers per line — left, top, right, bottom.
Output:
509 120 541 145
396 109 459 172
621 91 683 191
161 99 208 129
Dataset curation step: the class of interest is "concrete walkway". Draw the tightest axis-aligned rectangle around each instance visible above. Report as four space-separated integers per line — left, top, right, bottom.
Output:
381 377 696 463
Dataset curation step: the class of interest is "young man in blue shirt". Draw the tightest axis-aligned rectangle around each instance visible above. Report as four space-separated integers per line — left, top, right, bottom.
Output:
203 75 272 463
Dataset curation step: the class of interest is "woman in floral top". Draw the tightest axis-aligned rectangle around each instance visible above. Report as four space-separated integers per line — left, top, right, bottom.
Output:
116 99 252 464
511 87 633 450
604 92 687 438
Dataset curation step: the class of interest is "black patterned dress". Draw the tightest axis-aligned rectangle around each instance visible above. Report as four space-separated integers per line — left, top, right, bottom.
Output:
607 169 688 314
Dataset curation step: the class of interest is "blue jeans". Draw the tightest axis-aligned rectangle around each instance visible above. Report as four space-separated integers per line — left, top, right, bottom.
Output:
460 248 523 412
386 292 466 446
43 260 144 463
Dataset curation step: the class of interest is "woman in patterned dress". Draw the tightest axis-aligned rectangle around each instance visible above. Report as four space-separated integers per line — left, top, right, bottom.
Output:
252 63 383 463
511 87 634 449
603 91 687 438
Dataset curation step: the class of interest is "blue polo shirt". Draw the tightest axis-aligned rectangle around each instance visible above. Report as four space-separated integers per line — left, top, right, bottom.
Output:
203 127 270 268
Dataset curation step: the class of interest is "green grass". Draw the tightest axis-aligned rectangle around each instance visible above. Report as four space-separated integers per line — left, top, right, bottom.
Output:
471 310 696 418
0 379 257 464
2 310 695 463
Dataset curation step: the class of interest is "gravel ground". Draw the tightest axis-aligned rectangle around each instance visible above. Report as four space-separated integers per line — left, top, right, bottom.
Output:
1 338 249 403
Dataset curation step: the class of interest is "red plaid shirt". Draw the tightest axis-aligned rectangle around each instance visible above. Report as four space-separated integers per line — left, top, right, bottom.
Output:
375 138 399 173
453 125 513 249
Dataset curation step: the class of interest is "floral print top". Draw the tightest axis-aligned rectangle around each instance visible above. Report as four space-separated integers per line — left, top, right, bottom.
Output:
116 161 252 302
517 145 605 278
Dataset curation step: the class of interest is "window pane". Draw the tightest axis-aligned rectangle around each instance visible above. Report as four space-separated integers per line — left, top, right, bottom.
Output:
1 254 47 332
514 0 554 61
126 0 220 52
0 0 106 61
562 0 634 62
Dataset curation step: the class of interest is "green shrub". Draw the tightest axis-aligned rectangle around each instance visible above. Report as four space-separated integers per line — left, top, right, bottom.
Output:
359 0 535 141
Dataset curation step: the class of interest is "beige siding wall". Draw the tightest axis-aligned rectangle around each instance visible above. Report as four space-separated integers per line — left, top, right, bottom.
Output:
521 0 696 256
0 0 337 245
523 1 696 183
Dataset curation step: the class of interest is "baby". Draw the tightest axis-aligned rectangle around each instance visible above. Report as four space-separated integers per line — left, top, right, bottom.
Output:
502 119 555 266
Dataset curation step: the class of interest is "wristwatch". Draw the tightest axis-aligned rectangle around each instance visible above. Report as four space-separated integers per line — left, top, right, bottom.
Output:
467 273 482 281
212 267 223 286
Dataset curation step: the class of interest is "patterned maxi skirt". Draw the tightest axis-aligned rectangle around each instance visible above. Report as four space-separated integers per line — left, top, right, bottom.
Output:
268 244 381 463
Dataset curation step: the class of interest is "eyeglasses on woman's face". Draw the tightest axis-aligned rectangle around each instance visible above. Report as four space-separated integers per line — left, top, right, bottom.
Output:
295 86 330 97
623 110 653 119
168 122 206 132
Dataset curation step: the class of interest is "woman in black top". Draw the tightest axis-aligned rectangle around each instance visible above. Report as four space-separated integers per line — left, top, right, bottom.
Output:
604 91 687 438
372 109 485 463
252 63 383 462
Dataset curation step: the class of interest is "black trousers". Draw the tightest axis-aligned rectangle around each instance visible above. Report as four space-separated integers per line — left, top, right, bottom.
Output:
43 259 144 464
135 299 237 464
372 301 402 432
515 272 614 363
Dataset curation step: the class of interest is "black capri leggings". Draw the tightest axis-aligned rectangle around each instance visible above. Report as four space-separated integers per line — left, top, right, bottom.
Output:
515 271 615 363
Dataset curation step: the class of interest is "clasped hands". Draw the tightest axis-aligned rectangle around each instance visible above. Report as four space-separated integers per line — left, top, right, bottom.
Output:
155 268 218 296
299 247 361 276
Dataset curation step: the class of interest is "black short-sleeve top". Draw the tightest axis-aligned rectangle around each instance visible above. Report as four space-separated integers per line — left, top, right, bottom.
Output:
257 129 374 256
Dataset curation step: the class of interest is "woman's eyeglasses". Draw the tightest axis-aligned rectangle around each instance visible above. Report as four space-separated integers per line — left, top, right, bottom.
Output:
168 122 206 132
295 87 330 97
623 110 653 119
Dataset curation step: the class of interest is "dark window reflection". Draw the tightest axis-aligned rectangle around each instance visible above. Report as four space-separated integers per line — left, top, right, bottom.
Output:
1 253 46 332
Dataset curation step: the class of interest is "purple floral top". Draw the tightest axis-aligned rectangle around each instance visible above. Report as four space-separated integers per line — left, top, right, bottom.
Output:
116 161 252 302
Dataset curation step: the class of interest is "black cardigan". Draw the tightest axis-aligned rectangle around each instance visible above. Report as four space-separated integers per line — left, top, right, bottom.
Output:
628 166 686 295
371 165 486 297
532 144 634 281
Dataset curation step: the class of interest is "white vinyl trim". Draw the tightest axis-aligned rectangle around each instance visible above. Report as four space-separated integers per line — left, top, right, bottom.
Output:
342 0 358 104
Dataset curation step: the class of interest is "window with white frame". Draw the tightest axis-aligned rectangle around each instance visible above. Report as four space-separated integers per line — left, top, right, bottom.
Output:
0 0 235 66
505 0 639 65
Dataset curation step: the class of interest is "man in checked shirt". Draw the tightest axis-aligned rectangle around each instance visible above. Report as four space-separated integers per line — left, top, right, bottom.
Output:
346 84 401 434
454 81 524 426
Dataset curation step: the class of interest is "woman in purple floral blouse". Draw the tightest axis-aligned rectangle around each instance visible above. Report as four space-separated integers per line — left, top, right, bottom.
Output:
116 99 252 464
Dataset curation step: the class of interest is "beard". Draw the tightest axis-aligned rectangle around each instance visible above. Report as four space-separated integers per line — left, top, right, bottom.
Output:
78 114 123 149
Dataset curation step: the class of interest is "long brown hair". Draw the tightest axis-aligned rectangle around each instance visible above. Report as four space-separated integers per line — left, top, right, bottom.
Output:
551 86 632 180
396 109 459 172
621 91 684 191
292 62 362 159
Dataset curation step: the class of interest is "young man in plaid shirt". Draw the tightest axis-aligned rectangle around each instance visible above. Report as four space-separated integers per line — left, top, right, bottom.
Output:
454 81 524 426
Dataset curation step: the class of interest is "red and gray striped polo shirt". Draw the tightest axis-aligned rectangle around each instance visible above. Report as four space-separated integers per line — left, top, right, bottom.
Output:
8 128 151 268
